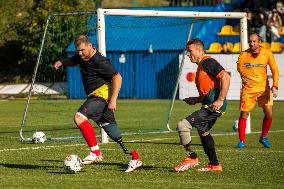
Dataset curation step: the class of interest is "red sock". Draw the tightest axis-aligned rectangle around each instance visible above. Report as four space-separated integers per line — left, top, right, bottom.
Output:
90 145 101 156
131 150 139 160
261 117 272 137
238 118 247 142
78 120 98 148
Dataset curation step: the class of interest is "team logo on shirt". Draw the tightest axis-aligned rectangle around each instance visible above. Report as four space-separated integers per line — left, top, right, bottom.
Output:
244 63 267 68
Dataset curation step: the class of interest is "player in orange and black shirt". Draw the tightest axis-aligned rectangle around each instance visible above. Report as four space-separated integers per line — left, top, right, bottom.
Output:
174 38 231 172
54 34 142 172
236 33 279 149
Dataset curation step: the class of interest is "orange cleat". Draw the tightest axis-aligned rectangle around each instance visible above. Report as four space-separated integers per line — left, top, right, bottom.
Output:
174 157 200 172
197 164 222 172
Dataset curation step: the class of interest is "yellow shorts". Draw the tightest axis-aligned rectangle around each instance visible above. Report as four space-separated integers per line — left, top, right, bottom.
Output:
240 88 273 112
88 83 112 102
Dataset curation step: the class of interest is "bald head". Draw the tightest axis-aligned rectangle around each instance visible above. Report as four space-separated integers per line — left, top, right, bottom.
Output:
248 33 261 53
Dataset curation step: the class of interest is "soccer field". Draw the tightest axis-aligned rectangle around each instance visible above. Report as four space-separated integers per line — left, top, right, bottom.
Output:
0 100 283 189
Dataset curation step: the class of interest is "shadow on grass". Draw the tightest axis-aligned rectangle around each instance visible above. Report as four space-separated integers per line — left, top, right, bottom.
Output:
48 162 158 174
44 160 171 174
0 161 83 175
48 170 87 174
98 161 168 172
0 131 20 134
0 163 57 170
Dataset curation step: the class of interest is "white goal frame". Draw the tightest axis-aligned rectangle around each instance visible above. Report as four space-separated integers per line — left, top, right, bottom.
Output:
96 8 250 142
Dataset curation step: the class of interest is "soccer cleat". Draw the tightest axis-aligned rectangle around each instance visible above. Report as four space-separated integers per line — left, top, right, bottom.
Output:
237 141 246 149
125 159 142 172
174 157 200 172
259 136 271 148
197 164 223 172
82 152 103 165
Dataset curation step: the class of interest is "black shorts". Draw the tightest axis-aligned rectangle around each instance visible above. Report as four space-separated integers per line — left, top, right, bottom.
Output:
185 108 222 132
78 96 116 125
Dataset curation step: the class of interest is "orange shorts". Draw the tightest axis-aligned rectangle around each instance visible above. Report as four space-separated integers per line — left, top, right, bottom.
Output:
240 88 273 112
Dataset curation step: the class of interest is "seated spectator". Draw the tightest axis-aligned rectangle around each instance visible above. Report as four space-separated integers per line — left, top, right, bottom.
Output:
254 7 268 42
245 9 256 34
221 43 232 54
267 9 283 42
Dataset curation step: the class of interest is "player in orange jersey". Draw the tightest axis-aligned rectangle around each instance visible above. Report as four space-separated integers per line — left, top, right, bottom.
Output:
236 33 279 148
174 38 230 172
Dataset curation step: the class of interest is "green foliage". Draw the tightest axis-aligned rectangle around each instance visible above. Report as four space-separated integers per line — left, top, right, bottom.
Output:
18 0 98 74
0 0 27 44
0 0 98 83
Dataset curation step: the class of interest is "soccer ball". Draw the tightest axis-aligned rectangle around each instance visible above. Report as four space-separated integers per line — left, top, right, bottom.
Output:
63 154 83 174
232 120 239 132
32 131 46 143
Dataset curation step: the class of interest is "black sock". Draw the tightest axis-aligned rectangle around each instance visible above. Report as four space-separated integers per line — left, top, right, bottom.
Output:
200 134 219 165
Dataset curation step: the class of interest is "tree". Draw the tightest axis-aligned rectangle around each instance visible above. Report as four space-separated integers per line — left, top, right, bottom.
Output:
0 0 98 83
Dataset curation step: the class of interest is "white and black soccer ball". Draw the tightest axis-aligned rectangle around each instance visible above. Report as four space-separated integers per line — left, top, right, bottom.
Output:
232 120 239 132
63 154 83 174
32 131 46 143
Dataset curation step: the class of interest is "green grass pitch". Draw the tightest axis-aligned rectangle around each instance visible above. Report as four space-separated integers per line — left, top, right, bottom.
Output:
0 100 283 189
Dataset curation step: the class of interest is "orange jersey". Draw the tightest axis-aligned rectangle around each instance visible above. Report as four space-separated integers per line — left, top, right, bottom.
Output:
237 47 279 93
195 56 226 98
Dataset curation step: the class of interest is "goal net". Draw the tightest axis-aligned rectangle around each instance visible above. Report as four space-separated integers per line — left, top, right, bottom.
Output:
19 9 248 143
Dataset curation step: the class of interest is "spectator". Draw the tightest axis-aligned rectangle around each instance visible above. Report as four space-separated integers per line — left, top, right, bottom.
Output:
245 9 256 34
221 43 232 54
267 9 283 41
276 0 284 23
254 7 269 42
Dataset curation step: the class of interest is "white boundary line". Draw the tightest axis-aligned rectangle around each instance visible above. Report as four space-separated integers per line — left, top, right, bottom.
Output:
126 129 284 143
1 130 284 153
1 145 282 153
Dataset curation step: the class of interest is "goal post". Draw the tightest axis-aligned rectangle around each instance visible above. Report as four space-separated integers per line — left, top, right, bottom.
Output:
19 11 98 143
96 8 250 137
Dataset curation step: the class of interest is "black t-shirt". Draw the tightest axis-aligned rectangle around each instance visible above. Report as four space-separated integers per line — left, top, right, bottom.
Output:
201 58 224 78
60 50 118 95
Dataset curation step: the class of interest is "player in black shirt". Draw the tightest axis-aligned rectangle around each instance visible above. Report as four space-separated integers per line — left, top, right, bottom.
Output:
54 34 142 172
